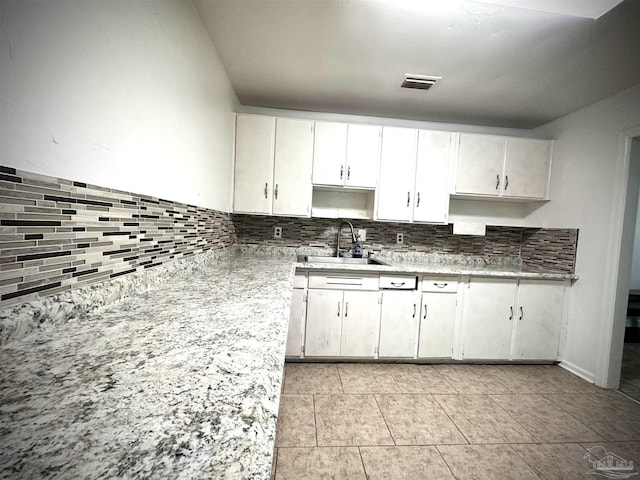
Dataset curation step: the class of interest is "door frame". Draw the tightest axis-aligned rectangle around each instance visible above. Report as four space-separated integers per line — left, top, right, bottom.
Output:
597 125 640 388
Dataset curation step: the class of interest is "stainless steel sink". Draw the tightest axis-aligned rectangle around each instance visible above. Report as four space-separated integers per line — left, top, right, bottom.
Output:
297 255 388 266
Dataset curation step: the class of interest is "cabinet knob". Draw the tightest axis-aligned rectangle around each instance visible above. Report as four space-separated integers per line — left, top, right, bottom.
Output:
496 174 500 190
340 165 344 179
519 306 523 320
345 302 349 317
337 302 341 316
505 175 509 191
264 183 268 198
413 304 416 318
407 191 410 207
416 192 420 207
347 165 351 180
509 306 513 320
275 184 279 200
423 304 428 319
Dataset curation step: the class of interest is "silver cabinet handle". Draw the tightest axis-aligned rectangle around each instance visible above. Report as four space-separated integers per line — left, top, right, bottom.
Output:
519 306 523 320
391 282 405 287
337 302 341 316
496 174 500 190
434 283 448 288
423 304 428 319
509 306 513 320
274 184 278 199
413 303 416 318
505 175 509 191
345 302 349 317
416 192 420 207
347 165 351 180
340 164 344 179
407 191 410 207
264 183 268 198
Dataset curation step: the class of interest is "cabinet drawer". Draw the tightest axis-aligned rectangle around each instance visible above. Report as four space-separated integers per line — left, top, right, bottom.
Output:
422 276 458 293
379 275 417 290
308 272 379 290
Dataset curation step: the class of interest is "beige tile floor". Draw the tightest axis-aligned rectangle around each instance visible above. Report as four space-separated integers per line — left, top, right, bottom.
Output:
273 363 640 480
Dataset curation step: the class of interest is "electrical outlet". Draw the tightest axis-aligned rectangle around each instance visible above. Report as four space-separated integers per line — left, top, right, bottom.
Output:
358 229 366 241
274 226 283 239
396 233 404 244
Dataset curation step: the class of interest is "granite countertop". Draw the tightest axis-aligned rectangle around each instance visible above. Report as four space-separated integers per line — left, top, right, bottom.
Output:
295 255 576 281
0 250 295 480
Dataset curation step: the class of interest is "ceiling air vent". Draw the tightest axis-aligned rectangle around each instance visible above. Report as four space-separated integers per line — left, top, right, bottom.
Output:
401 74 442 91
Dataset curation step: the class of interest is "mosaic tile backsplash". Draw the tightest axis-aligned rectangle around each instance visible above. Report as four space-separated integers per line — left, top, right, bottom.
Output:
232 214 578 274
0 166 236 306
0 164 577 307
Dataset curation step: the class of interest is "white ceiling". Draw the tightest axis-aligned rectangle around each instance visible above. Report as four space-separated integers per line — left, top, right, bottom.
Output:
195 0 640 128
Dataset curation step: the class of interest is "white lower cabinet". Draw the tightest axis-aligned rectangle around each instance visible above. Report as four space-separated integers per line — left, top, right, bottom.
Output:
304 289 380 357
512 280 566 360
378 291 421 357
285 288 306 357
462 278 565 360
418 277 459 358
463 278 517 359
341 291 380 357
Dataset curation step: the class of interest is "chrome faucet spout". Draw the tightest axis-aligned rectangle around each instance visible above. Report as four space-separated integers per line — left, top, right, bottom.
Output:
336 220 357 257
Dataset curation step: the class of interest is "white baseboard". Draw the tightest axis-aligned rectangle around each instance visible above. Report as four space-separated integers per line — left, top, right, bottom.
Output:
559 360 596 384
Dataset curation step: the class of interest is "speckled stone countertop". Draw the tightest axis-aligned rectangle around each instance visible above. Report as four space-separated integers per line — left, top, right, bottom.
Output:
296 257 576 280
0 250 295 480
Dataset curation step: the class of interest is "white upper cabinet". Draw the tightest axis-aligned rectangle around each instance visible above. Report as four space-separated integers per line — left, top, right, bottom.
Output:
312 121 348 186
233 115 313 216
273 118 314 216
345 124 381 188
503 138 551 199
312 122 380 188
377 127 418 222
377 128 452 223
233 115 275 214
414 130 453 223
454 133 552 200
455 133 506 196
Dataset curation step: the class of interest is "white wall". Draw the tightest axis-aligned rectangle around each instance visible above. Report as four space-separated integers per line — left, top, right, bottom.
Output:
531 83 640 383
0 0 238 211
629 141 640 291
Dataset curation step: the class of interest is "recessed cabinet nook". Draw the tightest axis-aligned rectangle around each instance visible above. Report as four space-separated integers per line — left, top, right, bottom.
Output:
233 113 567 363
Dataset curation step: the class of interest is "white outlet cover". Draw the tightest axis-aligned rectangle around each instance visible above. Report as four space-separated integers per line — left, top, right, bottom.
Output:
396 233 403 244
358 229 366 241
274 226 283 239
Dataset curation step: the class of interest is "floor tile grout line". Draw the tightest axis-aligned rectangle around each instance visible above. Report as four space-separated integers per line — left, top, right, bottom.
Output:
356 446 369 480
434 444 461 480
312 394 319 447
431 394 471 446
335 364 345 394
373 393 398 446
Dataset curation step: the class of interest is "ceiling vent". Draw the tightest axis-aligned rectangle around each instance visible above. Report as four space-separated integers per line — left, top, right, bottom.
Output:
401 74 442 91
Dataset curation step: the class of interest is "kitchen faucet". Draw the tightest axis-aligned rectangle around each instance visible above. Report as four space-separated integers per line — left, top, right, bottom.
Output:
336 220 358 257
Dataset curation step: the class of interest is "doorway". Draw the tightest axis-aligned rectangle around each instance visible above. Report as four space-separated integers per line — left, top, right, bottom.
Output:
620 137 640 400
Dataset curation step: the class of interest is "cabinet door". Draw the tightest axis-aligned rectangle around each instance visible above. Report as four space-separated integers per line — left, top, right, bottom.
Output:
463 278 517 359
346 124 381 188
341 291 380 357
377 127 418 222
512 280 564 360
233 115 275 214
273 118 314 216
305 290 343 357
378 291 420 357
455 133 506 196
286 289 306 357
312 121 347 186
414 130 452 223
418 292 456 358
503 138 550 199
